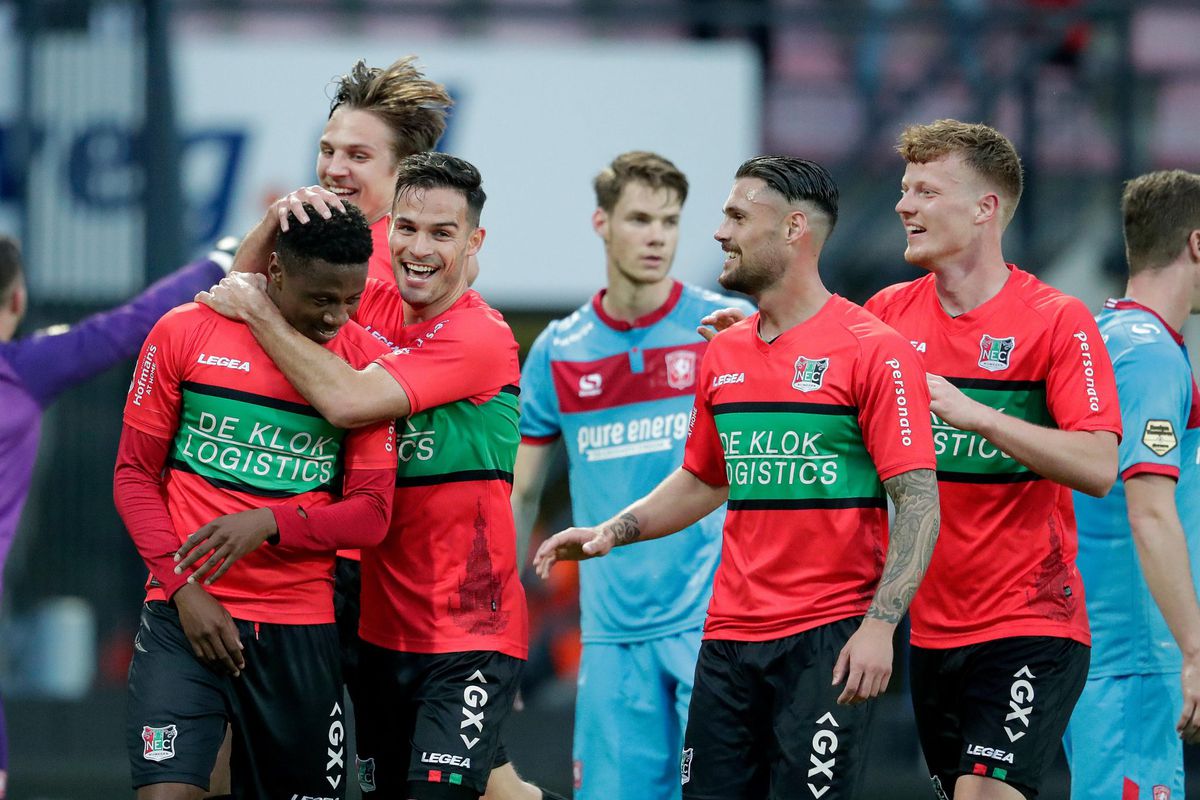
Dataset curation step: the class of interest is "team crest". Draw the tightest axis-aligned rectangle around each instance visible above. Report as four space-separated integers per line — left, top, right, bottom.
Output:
1142 420 1178 456
141 724 177 762
978 335 1015 372
358 756 377 793
792 356 829 392
665 350 697 390
680 748 694 785
1153 786 1171 800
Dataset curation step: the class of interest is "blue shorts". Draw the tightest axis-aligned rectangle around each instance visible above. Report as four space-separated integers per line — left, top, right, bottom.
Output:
1063 672 1184 800
573 628 702 800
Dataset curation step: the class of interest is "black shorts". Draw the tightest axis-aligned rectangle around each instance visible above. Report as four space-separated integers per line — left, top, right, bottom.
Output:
910 635 1090 799
126 601 346 798
354 642 523 799
334 556 363 705
681 617 875 800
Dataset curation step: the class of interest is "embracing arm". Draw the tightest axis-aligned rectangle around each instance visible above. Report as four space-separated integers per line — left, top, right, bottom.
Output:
1126 473 1200 742
198 273 408 428
533 467 728 578
927 375 1117 497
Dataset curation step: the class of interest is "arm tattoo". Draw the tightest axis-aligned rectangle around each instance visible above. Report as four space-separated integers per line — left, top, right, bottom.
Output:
867 469 940 624
605 512 643 547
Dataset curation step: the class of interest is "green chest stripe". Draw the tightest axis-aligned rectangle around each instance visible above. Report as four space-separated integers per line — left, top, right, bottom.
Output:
933 379 1052 480
170 383 345 497
396 390 519 482
712 408 883 504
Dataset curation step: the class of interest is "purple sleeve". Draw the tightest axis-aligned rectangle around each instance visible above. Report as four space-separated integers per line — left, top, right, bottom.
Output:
3 258 224 407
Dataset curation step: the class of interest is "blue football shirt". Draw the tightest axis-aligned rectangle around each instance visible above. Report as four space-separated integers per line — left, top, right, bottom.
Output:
1073 299 1200 677
520 281 755 643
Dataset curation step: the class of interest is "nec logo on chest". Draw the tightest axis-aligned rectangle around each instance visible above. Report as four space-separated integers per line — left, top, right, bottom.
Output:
196 353 251 372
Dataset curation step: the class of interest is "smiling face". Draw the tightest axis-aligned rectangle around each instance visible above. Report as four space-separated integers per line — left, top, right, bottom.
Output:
389 186 484 319
267 256 367 344
713 177 789 297
595 181 682 290
317 108 400 225
895 153 995 271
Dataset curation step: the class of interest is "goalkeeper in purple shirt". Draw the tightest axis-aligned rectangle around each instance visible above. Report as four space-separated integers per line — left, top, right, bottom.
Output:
0 235 232 796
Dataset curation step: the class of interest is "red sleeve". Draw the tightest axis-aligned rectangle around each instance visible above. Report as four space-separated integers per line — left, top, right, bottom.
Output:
122 309 188 438
854 328 937 482
271 466 394 551
1045 299 1123 439
113 425 190 599
682 352 728 487
377 312 518 415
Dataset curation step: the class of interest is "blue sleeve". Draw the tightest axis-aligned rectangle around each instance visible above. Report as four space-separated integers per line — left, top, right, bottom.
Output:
1114 342 1191 478
5 259 223 407
518 326 561 441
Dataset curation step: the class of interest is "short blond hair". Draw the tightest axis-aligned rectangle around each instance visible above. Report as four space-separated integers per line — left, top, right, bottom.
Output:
898 119 1024 225
1122 170 1200 274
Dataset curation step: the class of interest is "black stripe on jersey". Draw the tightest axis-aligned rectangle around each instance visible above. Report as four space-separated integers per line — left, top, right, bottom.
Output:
936 470 1043 484
728 497 887 511
167 457 340 497
712 402 858 416
944 377 1046 392
396 469 515 488
500 384 520 397
181 381 323 418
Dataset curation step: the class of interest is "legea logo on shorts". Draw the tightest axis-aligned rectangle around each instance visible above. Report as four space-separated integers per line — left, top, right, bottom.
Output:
141 724 178 762
357 756 377 793
680 748 693 785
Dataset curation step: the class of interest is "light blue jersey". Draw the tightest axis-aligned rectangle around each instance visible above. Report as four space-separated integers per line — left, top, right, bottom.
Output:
1072 299 1200 678
520 281 755 643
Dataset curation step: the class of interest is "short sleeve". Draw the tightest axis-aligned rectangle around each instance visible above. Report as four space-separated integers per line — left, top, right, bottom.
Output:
854 329 937 482
121 311 189 439
1115 345 1191 481
518 326 561 444
1045 300 1123 438
682 351 728 487
376 312 517 415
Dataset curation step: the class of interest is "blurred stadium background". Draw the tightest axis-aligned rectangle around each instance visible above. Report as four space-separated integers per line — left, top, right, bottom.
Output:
1 0 1199 796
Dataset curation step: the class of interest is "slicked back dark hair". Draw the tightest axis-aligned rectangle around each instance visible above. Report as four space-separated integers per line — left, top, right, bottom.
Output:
1123 170 1200 275
594 151 689 212
0 236 21 301
276 203 373 276
735 156 839 232
329 57 453 164
394 152 486 227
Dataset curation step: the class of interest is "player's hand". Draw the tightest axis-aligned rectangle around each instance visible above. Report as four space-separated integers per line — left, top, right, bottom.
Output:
832 617 895 705
269 185 345 232
1178 653 1200 743
927 374 990 433
196 272 270 321
174 508 278 586
532 526 614 579
697 307 748 342
173 583 245 677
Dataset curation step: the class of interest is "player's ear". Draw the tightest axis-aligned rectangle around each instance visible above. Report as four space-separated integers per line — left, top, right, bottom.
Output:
266 253 285 288
592 208 609 239
785 208 808 244
975 192 1000 225
467 226 486 257
1188 228 1200 263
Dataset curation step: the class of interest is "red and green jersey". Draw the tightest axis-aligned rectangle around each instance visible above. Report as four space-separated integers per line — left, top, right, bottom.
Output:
122 304 396 624
367 215 395 286
866 266 1122 648
354 286 528 659
683 295 935 642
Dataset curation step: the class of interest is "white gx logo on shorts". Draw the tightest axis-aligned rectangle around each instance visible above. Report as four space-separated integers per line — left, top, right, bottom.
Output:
807 711 839 798
1005 665 1035 742
460 669 490 749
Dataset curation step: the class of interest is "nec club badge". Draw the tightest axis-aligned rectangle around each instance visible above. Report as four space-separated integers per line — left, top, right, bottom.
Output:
141 724 178 762
792 356 829 392
665 350 697 390
978 335 1015 372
